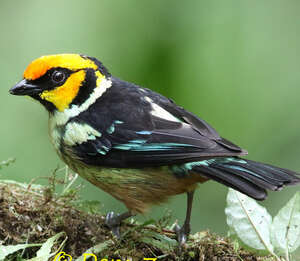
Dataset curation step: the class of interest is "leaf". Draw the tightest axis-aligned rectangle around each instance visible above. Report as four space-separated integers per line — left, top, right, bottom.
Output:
75 240 113 261
35 232 65 260
271 191 300 254
225 189 274 252
139 231 177 251
139 219 157 227
0 243 41 260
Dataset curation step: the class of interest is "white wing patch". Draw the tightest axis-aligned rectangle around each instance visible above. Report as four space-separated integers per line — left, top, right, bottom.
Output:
53 77 112 126
145 97 181 122
63 122 102 146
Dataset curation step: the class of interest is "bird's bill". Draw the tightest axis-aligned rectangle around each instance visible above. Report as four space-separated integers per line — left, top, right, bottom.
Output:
10 79 42 96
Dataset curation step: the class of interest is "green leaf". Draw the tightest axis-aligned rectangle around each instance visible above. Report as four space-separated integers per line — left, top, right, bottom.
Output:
225 189 274 252
75 240 113 261
139 219 156 227
271 191 300 254
32 232 66 261
0 243 41 260
139 231 177 251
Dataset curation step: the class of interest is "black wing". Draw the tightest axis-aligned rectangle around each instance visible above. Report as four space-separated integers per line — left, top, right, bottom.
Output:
69 77 247 167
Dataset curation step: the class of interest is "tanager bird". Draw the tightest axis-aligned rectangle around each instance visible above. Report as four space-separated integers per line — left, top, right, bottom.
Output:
10 54 300 244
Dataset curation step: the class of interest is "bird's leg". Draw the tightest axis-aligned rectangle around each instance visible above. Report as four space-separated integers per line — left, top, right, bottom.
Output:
174 190 194 245
105 210 134 238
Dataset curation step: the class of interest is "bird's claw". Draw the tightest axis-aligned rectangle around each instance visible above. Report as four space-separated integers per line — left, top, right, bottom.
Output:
174 223 188 245
105 211 121 238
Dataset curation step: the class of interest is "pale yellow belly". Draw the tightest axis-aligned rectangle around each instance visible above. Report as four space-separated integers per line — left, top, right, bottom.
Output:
64 156 205 213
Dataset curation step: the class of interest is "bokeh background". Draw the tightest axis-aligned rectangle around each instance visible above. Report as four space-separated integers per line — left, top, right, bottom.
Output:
1 0 300 235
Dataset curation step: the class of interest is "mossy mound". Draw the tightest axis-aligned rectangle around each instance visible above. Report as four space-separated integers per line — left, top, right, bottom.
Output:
0 180 274 260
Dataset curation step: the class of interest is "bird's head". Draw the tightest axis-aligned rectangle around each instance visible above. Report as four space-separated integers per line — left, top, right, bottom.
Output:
10 54 110 112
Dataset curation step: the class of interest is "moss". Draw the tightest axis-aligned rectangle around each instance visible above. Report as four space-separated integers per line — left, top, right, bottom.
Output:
0 180 276 261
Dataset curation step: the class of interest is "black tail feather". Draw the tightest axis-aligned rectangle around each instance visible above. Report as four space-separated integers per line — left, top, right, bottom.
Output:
197 164 267 200
191 157 300 200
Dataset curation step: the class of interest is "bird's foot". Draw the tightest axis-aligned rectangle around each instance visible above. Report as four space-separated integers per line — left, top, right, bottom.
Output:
174 223 190 245
105 211 121 238
105 211 133 238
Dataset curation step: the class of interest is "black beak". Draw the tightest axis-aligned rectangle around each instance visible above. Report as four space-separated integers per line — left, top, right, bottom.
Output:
10 79 42 96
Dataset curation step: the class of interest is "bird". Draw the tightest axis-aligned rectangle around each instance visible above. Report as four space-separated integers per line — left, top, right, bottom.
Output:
10 54 300 245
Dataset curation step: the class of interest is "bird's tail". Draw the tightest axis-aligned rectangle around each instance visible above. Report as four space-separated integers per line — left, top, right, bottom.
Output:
185 157 300 200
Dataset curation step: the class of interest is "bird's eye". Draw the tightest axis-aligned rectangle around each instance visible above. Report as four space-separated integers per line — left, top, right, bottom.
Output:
51 71 66 84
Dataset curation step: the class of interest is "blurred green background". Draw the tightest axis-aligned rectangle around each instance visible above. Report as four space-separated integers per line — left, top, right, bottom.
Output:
1 0 300 235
